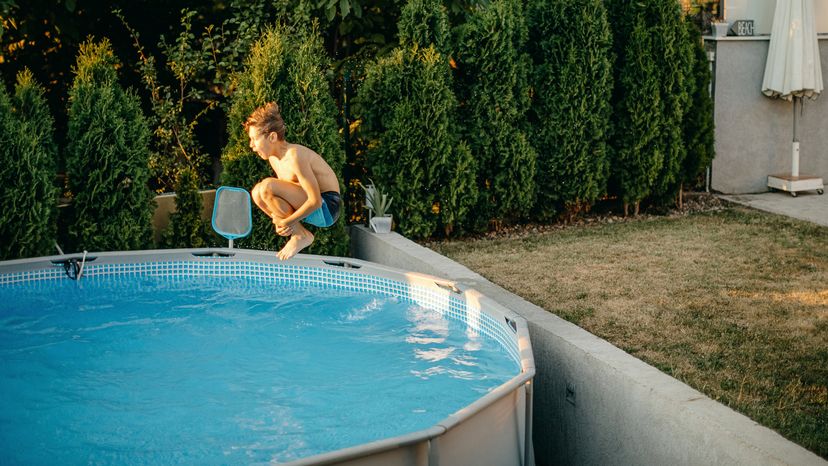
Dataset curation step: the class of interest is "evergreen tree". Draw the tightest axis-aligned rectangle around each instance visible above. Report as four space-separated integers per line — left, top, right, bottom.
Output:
360 47 475 238
0 70 58 259
605 0 691 215
650 2 693 204
678 19 715 205
398 0 451 55
161 167 214 248
65 39 154 251
527 0 612 220
222 24 348 255
359 0 476 238
456 0 536 230
609 12 661 214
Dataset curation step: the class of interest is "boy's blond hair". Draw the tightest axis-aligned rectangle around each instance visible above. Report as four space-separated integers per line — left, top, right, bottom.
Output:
244 102 286 141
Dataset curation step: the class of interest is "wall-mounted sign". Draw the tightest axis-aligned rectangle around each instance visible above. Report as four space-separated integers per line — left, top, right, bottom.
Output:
729 20 755 36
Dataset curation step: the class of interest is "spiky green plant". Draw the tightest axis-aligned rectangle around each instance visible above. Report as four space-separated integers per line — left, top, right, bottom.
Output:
456 0 536 229
679 19 715 201
65 39 154 251
0 69 59 259
161 167 214 248
605 0 691 214
527 0 612 220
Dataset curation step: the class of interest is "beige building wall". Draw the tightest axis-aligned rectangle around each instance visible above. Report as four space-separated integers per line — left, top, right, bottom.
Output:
151 190 216 244
708 37 828 194
724 0 828 35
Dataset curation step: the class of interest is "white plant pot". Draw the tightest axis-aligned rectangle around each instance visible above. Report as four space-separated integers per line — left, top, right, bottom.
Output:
369 215 393 234
712 22 729 37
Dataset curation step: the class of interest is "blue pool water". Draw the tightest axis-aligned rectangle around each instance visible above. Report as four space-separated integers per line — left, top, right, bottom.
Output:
0 274 519 464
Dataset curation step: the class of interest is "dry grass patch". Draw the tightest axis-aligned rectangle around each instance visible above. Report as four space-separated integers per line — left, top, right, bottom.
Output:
429 207 828 458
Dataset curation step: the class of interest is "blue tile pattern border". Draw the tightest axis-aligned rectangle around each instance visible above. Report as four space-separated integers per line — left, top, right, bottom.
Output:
0 260 520 364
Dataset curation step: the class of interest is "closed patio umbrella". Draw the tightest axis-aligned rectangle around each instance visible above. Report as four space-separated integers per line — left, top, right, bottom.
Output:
762 0 824 196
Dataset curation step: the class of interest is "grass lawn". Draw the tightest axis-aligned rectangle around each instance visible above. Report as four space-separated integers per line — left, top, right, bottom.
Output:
428 205 828 458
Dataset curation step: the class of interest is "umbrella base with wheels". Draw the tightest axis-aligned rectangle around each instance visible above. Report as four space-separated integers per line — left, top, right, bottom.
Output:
767 174 825 196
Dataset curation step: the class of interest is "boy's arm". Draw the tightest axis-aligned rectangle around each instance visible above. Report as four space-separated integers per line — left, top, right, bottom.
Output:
279 155 322 226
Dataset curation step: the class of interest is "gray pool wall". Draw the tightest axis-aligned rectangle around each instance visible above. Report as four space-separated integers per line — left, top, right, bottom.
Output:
0 248 535 466
350 225 826 466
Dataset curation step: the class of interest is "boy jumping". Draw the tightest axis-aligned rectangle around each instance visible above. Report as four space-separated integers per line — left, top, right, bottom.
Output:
245 102 341 260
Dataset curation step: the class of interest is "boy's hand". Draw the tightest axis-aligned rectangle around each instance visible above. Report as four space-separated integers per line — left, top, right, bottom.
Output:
273 217 294 236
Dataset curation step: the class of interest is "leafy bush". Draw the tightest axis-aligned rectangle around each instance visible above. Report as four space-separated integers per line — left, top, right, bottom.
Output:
357 0 476 238
527 0 612 220
65 39 154 251
456 0 536 229
650 3 693 204
117 9 214 193
221 24 349 255
0 69 58 259
398 0 451 54
680 20 715 196
359 41 477 238
606 0 691 214
161 167 215 248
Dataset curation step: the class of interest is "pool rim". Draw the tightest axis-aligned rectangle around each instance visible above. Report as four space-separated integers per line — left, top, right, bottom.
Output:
0 248 536 465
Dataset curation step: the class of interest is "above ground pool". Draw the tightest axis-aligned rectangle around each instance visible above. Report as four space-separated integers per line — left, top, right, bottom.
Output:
0 250 534 465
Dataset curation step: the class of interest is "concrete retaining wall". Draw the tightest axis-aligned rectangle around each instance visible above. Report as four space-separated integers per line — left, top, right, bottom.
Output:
350 225 826 465
151 189 216 244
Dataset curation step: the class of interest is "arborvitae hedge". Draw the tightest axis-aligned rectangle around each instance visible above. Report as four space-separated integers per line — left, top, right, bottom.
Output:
456 0 536 229
527 0 612 219
608 11 661 211
680 20 715 195
606 0 690 213
398 0 451 55
0 70 58 259
66 39 154 251
360 0 477 239
222 24 348 256
360 45 477 238
650 2 692 204
161 167 214 248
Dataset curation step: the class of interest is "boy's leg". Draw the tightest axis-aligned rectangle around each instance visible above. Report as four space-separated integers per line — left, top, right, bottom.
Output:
251 178 315 259
252 178 302 220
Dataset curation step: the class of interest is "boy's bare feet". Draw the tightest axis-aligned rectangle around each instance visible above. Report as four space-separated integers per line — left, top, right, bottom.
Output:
277 228 314 260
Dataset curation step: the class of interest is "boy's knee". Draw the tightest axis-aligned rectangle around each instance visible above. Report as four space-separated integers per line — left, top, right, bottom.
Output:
252 178 275 199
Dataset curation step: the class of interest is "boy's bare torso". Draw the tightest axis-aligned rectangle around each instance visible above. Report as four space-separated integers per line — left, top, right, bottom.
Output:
269 143 339 193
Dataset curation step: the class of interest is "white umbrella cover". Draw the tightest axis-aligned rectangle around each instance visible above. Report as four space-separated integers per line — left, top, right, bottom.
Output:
761 0 824 193
762 0 823 101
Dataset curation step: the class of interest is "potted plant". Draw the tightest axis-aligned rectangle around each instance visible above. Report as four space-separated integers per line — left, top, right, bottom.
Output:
360 179 393 234
711 19 729 37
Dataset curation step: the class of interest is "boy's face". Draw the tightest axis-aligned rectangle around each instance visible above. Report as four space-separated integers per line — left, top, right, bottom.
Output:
248 126 276 159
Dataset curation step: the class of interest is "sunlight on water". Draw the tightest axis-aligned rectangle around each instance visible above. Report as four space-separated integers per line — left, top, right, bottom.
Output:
0 274 518 465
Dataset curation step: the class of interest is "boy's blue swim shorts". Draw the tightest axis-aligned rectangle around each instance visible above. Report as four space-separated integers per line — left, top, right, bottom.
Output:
303 191 341 228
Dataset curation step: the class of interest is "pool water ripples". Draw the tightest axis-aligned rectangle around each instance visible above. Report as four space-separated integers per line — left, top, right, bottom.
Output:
0 274 519 464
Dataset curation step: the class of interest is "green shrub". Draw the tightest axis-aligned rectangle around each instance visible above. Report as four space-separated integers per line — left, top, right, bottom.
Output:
650 3 692 204
456 0 536 229
607 12 661 212
117 9 213 193
161 167 214 248
221 24 349 256
0 69 58 259
680 20 715 196
606 0 691 214
398 0 451 54
527 0 612 220
359 43 477 238
65 38 154 251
